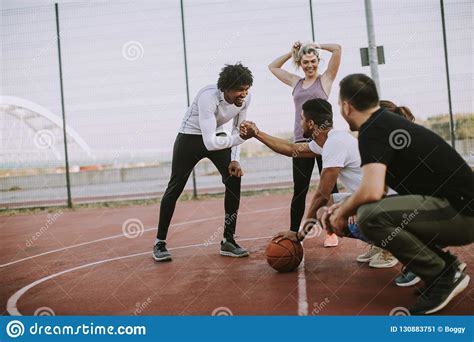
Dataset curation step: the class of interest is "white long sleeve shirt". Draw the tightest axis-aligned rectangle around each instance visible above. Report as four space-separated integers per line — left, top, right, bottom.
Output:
179 85 250 162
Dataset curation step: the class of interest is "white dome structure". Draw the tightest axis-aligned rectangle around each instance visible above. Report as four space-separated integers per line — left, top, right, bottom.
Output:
1 95 92 167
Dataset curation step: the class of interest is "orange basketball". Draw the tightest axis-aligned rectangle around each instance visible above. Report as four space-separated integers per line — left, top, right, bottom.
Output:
265 237 304 272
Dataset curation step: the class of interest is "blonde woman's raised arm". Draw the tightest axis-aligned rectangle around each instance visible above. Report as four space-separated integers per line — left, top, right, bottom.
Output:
268 42 302 88
317 43 342 95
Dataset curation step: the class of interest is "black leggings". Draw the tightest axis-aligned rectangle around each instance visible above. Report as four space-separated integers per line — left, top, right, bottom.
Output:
157 133 241 240
290 154 338 232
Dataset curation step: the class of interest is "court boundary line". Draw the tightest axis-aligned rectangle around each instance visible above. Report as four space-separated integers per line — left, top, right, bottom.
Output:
6 235 273 316
0 206 287 268
297 242 308 316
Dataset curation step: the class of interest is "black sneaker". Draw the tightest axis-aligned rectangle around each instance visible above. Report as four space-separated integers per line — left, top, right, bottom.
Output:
152 241 172 262
414 259 467 295
395 267 421 287
440 250 465 269
409 267 470 315
220 238 249 258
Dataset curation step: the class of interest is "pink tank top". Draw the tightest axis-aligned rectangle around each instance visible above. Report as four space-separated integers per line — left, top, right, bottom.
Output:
292 76 328 142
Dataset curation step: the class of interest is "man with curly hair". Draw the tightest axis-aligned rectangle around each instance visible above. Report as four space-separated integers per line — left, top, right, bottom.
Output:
153 63 253 262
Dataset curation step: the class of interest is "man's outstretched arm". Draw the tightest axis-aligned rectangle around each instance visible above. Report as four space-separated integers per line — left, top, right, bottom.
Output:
240 120 318 158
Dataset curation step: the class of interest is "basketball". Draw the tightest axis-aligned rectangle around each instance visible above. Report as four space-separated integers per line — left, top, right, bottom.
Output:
265 237 304 272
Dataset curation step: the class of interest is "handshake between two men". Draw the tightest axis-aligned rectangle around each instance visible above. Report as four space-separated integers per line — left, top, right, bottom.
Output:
240 120 259 140
238 120 346 243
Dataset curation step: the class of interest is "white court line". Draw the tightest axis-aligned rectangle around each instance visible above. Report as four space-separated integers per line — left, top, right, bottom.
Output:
297 242 308 316
0 206 286 268
6 235 273 316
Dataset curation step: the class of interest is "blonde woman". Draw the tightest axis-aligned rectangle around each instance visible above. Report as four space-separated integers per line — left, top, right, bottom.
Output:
268 41 341 247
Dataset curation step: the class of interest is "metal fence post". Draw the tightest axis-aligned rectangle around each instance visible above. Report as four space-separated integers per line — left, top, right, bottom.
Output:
55 3 73 208
179 0 198 199
309 0 315 41
440 0 456 148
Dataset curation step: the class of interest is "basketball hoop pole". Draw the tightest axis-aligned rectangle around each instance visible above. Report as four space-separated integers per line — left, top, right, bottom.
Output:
364 0 382 97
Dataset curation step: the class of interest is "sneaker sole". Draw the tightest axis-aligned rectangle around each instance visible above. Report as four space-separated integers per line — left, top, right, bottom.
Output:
152 253 172 262
356 256 376 263
356 252 380 263
415 264 468 295
220 251 249 258
424 274 470 315
369 259 399 268
396 276 421 287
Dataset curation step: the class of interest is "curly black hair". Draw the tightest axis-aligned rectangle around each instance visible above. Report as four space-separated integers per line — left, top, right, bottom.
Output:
217 63 253 91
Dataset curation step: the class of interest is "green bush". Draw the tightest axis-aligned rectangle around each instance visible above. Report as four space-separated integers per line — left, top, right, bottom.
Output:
423 113 474 140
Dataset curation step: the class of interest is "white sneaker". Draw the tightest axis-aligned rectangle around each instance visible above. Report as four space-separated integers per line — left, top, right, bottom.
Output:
369 250 398 268
356 245 381 263
323 233 339 248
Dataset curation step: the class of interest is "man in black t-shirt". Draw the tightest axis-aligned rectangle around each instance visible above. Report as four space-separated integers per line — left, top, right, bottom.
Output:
323 73 474 315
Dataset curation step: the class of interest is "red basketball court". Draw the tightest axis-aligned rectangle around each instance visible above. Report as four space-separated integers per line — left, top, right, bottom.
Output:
1 193 472 316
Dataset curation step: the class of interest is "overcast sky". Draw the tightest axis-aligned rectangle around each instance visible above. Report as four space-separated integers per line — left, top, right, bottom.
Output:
1 0 472 166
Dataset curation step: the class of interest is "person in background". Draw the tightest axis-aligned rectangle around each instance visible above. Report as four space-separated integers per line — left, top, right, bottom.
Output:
268 40 342 247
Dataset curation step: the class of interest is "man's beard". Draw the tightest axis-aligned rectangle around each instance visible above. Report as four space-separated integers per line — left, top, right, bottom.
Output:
303 129 312 139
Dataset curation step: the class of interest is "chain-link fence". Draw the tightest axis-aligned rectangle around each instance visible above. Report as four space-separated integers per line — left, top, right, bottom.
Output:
1 0 472 208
